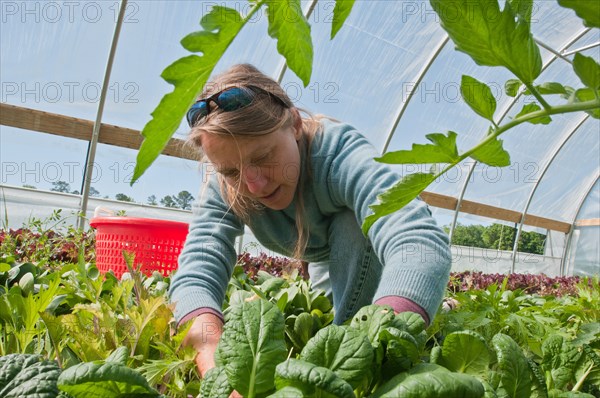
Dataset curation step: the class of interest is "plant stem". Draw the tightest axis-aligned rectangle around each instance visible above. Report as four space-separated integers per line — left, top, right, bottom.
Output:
572 362 593 391
523 81 552 110
432 98 600 185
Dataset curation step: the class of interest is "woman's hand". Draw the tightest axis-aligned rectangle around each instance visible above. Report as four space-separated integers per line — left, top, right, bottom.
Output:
182 313 242 397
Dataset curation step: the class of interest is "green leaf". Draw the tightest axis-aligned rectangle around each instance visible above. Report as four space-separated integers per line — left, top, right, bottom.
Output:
541 334 582 391
437 331 492 376
505 79 522 97
515 103 552 125
557 0 600 28
380 328 420 372
0 354 60 398
470 137 511 167
105 346 129 365
573 53 600 90
461 75 497 121
535 82 568 95
300 324 374 388
349 305 395 348
216 299 287 397
57 361 160 398
508 0 533 23
266 0 313 86
331 0 356 39
132 6 245 183
362 173 436 234
492 333 532 398
266 386 305 397
199 367 232 398
274 359 355 398
373 363 485 398
430 0 541 83
574 88 600 119
376 131 460 164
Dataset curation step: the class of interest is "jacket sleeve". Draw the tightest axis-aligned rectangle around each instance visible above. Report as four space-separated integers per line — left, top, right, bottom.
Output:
325 126 452 321
168 174 244 324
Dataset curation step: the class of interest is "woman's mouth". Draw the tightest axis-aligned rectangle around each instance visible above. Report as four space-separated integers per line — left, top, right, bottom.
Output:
260 186 280 201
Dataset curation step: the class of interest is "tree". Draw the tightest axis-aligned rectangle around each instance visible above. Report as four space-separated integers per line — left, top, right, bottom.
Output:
450 223 485 248
115 193 134 202
89 187 100 197
147 195 158 205
160 195 177 208
174 190 194 210
51 181 71 193
22 184 36 189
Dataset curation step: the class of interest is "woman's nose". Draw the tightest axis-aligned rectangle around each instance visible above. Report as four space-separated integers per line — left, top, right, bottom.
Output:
243 165 268 195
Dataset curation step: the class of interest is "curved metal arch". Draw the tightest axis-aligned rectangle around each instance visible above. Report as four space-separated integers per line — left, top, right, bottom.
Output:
561 174 600 275
77 0 128 230
510 114 590 273
447 27 591 243
380 36 450 153
562 41 600 56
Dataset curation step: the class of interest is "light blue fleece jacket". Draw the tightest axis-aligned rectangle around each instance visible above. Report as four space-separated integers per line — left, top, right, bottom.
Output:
169 119 452 323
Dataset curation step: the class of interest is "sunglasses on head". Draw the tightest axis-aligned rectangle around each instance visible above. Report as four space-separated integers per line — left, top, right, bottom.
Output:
186 85 289 127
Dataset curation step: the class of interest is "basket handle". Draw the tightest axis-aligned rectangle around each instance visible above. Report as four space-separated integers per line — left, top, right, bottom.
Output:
94 206 116 218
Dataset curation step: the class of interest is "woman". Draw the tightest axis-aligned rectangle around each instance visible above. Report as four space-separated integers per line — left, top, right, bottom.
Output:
169 64 451 380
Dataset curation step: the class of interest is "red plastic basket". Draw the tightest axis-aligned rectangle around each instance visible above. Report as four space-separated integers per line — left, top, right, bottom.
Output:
90 217 189 278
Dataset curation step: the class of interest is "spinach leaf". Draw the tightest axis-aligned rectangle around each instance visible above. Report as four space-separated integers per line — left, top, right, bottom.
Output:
437 330 492 376
492 333 532 398
0 354 60 398
274 358 355 397
216 299 287 397
300 324 373 388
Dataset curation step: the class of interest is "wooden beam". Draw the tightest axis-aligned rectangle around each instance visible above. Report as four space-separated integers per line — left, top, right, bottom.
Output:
575 218 600 227
420 192 571 233
0 103 201 161
1 103 574 233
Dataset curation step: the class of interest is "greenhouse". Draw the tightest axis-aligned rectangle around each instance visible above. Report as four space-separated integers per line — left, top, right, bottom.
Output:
1 1 599 397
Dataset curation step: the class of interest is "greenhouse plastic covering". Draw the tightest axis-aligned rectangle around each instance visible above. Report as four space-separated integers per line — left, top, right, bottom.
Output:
1 0 598 276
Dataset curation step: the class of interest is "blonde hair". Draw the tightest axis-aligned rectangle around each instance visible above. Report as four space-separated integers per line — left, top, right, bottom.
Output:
188 64 323 260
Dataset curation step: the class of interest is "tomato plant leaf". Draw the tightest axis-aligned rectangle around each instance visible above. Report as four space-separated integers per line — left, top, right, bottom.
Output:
461 75 497 121
132 6 245 184
300 324 374 388
331 0 356 39
505 79 522 97
515 103 552 125
492 333 532 398
557 0 600 28
266 0 313 86
429 0 541 84
274 359 355 397
363 173 436 234
508 0 533 23
376 131 460 164
470 137 511 167
573 53 600 90
437 331 491 376
216 299 287 397
574 88 600 119
535 82 568 95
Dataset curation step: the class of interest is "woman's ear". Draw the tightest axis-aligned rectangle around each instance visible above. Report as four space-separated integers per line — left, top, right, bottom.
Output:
292 108 302 140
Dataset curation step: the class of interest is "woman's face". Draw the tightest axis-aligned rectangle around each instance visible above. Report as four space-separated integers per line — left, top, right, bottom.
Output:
200 125 302 210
